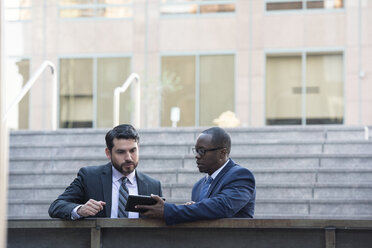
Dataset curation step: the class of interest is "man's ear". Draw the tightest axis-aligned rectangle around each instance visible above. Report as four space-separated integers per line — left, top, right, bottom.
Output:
105 148 111 160
219 148 228 159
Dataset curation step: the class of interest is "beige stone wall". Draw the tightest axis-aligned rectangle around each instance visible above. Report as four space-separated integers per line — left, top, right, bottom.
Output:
1 1 10 246
5 0 372 129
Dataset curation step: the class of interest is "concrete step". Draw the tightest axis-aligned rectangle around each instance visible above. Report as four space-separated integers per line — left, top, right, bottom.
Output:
254 214 372 219
8 185 66 201
227 126 371 142
9 128 198 146
257 183 372 200
9 183 372 202
8 198 372 219
167 198 369 217
9 153 372 172
9 155 185 172
255 199 372 216
323 141 372 154
9 140 372 160
9 126 371 147
153 182 372 201
8 167 372 188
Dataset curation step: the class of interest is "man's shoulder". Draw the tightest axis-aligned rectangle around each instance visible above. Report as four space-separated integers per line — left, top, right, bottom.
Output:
227 160 254 177
136 170 160 184
79 163 110 175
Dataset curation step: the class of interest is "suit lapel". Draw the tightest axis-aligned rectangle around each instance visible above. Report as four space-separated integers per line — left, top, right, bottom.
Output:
136 171 149 218
136 171 148 195
207 159 235 198
101 163 112 217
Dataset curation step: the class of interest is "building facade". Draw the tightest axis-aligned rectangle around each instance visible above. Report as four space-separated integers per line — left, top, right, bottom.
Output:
3 0 372 129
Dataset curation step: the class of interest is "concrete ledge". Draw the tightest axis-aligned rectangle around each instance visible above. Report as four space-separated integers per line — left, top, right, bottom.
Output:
7 219 372 248
8 218 372 229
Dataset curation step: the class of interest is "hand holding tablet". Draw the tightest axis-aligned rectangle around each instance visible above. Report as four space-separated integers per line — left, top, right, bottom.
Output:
125 195 166 213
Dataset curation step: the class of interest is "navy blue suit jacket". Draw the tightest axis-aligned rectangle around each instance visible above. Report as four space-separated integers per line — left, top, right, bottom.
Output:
48 162 162 220
164 159 255 225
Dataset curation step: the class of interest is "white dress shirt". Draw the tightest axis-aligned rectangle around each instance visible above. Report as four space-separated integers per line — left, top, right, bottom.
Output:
111 166 139 218
203 158 230 187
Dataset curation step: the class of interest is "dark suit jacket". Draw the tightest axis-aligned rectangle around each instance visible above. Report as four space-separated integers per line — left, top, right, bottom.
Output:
48 162 162 220
163 159 255 225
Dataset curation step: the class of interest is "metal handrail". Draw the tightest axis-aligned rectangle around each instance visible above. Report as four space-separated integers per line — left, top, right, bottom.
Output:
364 126 369 140
113 73 140 127
2 60 57 130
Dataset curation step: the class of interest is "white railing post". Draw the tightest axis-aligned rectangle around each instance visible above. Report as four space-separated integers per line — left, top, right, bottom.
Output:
2 60 58 130
1 60 57 248
364 126 369 140
113 73 140 128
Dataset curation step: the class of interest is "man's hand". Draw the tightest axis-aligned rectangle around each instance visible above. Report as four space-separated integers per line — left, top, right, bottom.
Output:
135 194 165 219
77 199 106 217
184 201 195 206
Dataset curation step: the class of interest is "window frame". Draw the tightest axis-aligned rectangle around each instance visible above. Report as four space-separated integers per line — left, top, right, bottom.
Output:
4 0 32 22
264 48 345 126
264 0 345 14
160 0 237 18
57 54 132 128
159 51 236 127
58 0 134 20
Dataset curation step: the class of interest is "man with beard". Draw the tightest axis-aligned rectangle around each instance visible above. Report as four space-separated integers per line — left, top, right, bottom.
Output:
137 127 255 225
48 124 162 220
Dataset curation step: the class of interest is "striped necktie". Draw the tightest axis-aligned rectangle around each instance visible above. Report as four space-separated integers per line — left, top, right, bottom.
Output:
199 176 213 200
118 177 129 218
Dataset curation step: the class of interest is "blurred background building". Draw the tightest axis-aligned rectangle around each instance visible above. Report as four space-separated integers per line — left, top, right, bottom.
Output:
2 0 371 130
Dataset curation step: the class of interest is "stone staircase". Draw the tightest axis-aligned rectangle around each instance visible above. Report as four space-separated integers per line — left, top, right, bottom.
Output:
7 126 372 219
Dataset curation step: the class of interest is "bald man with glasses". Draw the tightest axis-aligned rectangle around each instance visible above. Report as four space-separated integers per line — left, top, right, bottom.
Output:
137 127 256 225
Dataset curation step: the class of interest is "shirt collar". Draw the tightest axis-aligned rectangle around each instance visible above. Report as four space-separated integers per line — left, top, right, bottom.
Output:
209 158 230 180
111 164 136 184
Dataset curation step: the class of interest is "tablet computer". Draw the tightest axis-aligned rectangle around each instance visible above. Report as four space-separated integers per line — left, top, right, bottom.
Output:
125 195 165 213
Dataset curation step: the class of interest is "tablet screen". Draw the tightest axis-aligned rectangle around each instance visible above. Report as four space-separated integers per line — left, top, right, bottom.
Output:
125 195 165 212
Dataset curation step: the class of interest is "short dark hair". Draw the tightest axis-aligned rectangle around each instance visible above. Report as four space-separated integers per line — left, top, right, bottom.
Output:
105 124 139 151
202 127 231 155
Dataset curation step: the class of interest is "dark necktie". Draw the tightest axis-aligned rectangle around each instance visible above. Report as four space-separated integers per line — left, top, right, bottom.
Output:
199 176 213 200
118 177 129 218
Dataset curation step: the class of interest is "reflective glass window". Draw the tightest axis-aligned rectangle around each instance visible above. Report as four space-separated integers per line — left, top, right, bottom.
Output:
266 53 344 125
60 58 94 128
266 0 343 11
161 56 196 127
161 54 235 127
160 0 235 15
97 58 131 128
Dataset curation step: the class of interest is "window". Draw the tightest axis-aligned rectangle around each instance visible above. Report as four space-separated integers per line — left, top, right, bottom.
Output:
59 0 133 19
265 0 344 11
161 56 196 127
161 54 235 127
4 0 32 21
60 58 94 128
160 0 236 16
266 52 343 125
199 55 235 126
59 57 131 128
96 58 132 128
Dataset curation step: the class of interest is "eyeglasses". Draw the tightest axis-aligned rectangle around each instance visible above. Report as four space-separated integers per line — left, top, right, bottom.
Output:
192 147 225 156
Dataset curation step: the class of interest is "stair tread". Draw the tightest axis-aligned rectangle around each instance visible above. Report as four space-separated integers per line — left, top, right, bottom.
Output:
8 198 372 204
9 167 372 174
9 182 372 188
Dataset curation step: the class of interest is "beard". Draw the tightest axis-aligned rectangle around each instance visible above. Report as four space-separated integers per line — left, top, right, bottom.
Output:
112 160 138 176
